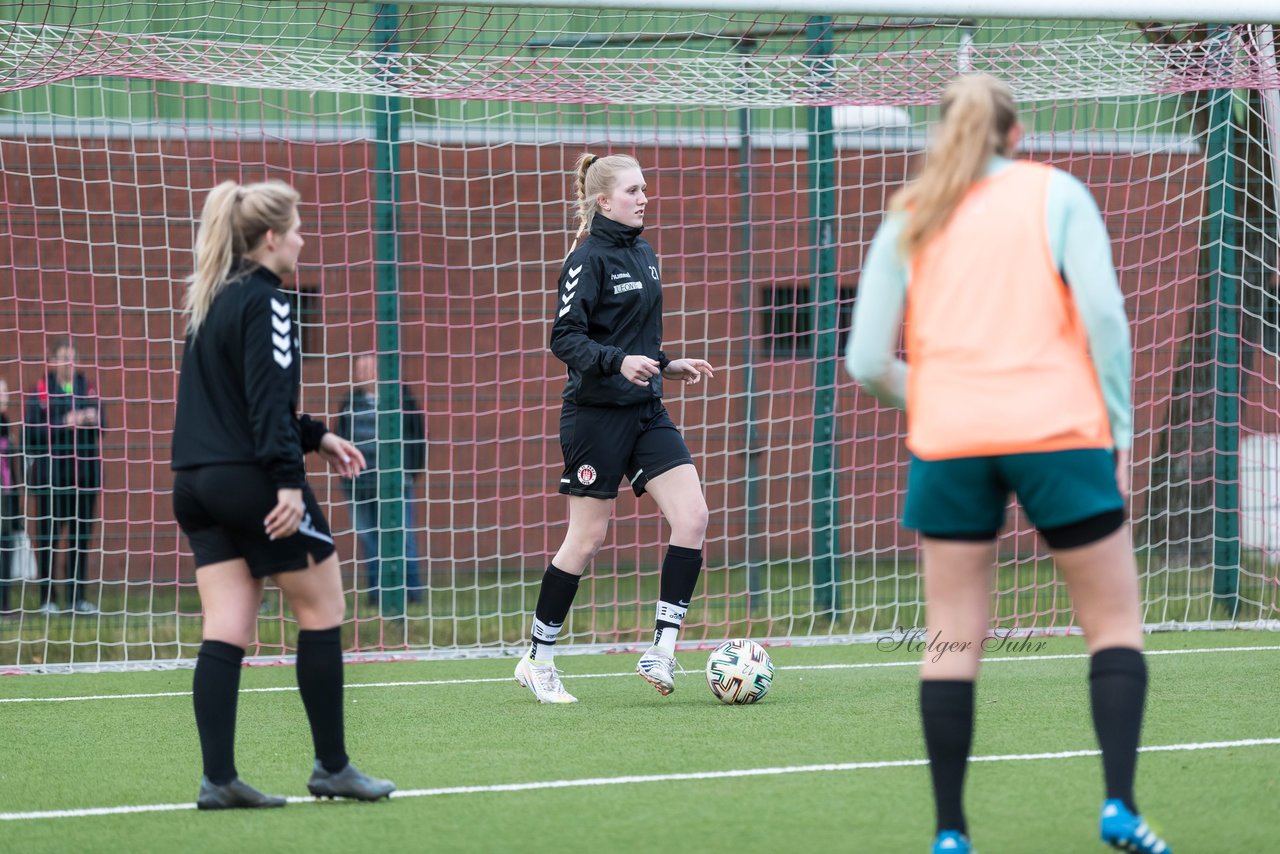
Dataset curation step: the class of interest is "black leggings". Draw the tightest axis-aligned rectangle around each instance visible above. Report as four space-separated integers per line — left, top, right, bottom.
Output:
34 488 98 604
922 508 1125 551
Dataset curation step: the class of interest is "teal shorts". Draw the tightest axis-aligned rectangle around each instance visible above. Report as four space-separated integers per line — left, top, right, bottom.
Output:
902 448 1124 539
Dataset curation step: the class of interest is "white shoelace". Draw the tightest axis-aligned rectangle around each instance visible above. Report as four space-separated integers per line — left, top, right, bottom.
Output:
644 650 687 675
531 663 569 695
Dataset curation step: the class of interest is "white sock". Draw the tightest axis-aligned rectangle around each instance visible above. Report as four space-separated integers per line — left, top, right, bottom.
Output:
653 600 687 654
530 618 560 663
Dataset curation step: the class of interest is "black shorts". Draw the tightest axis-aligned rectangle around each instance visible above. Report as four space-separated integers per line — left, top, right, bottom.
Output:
559 400 694 499
173 464 336 578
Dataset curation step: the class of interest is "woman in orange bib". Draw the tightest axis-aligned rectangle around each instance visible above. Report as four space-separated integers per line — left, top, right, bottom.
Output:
848 74 1169 854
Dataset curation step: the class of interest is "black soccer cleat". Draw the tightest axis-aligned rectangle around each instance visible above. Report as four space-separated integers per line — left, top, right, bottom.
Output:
197 776 287 810
306 760 395 802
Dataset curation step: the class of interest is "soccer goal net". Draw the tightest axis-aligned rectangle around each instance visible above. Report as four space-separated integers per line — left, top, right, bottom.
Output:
0 1 1277 670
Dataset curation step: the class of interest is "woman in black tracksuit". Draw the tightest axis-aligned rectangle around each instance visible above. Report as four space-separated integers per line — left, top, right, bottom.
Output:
171 179 393 809
24 338 102 614
514 153 715 704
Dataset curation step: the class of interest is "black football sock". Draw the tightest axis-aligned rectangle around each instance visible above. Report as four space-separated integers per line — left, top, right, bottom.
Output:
1090 647 1147 813
193 640 245 785
296 626 349 773
530 564 580 662
921 679 975 836
654 545 702 651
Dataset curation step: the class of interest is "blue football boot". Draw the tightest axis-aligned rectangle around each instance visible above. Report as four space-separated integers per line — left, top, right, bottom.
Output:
931 830 973 853
1100 799 1171 853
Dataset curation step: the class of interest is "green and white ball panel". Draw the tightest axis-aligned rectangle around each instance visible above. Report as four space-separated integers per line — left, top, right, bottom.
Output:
705 639 774 704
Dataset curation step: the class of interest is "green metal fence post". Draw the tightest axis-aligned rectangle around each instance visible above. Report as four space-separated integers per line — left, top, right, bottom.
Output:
735 37 766 612
806 16 840 618
373 3 405 617
1204 81 1241 618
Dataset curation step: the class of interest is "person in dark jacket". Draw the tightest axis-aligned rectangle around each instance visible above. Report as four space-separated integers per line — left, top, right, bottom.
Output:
24 338 102 615
515 152 715 704
335 353 426 606
1 378 24 615
171 179 393 810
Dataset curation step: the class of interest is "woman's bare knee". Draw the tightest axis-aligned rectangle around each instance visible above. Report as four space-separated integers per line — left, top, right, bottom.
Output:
201 605 258 647
646 466 709 547
558 534 605 572
669 524 706 550
1053 526 1144 651
197 560 262 648
669 500 708 546
554 501 612 574
293 603 345 630
277 555 346 629
202 620 255 649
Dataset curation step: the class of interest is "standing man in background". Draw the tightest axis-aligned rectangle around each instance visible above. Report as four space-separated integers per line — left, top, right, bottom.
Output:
335 354 427 607
25 338 103 615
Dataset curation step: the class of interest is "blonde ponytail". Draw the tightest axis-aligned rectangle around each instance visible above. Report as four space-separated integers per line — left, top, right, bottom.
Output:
185 179 300 336
891 74 1019 259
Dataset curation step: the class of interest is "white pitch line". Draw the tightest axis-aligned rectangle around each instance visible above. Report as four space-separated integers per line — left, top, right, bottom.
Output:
1 644 1277 705
1 736 1276 822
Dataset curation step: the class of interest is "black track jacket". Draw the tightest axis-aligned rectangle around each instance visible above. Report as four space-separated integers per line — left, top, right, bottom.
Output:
549 214 669 406
171 262 327 489
24 371 102 490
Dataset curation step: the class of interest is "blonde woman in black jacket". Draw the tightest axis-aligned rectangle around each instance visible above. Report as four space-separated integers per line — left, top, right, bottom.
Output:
172 180 394 809
515 153 714 704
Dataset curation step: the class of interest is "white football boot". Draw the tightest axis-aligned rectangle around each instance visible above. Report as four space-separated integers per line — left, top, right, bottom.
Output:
514 655 578 704
635 645 678 696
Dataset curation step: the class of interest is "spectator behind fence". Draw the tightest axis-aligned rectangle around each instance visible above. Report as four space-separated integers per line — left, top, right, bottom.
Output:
24 338 102 615
1 378 24 615
334 354 426 607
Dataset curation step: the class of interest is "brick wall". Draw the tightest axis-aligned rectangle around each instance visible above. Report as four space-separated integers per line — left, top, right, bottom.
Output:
0 139 1250 580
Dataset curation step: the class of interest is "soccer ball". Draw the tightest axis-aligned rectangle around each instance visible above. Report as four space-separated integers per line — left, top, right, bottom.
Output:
705 639 773 704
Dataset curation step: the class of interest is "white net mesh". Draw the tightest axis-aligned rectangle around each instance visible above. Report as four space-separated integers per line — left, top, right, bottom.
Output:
0 3 1276 669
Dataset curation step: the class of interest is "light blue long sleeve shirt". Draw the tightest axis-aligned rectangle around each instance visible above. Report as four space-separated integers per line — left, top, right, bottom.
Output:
845 157 1133 450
